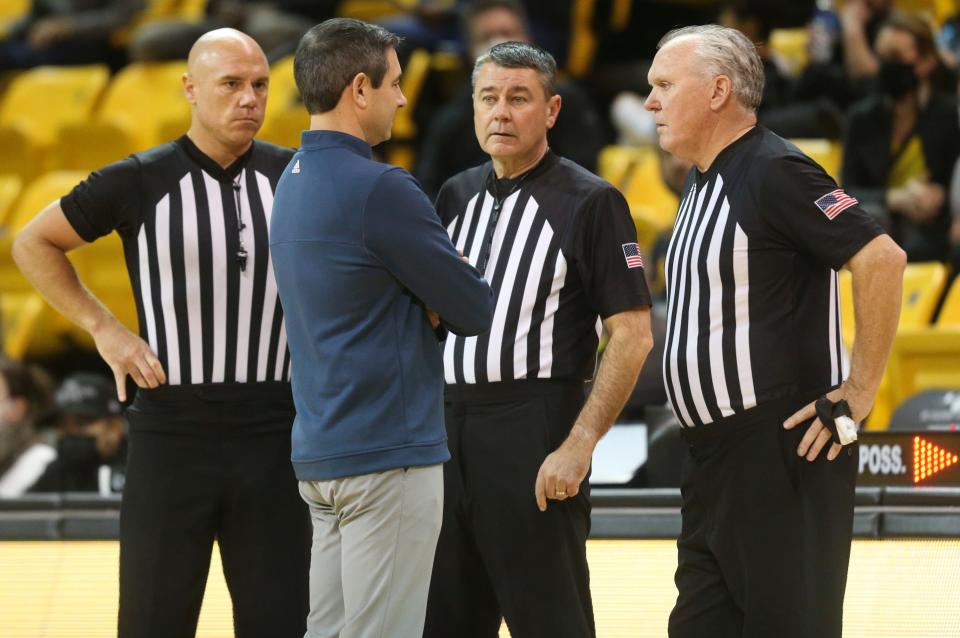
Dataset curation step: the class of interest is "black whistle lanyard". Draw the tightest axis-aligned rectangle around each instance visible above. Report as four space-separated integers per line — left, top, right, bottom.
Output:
476 168 534 274
232 175 248 272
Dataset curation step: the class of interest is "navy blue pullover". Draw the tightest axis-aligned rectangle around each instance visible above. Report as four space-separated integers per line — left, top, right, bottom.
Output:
271 130 494 480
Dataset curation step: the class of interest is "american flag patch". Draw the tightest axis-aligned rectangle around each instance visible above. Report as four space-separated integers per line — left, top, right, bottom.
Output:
622 242 644 269
814 188 858 220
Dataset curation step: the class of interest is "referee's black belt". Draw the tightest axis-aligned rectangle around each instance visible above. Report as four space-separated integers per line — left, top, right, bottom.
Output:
445 378 585 402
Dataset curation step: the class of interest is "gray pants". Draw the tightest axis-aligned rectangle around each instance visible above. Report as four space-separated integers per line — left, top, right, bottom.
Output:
299 465 443 638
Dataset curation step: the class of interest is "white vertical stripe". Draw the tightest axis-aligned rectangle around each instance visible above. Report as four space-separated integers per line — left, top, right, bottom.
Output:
255 171 279 382
662 188 695 409
274 318 287 381
487 196 540 382
136 226 158 353
443 334 458 384
828 270 840 386
512 220 554 378
666 185 705 427
234 170 255 382
466 193 493 265
838 278 850 378
705 195 734 417
537 250 567 378
179 175 203 384
482 190 520 280
682 180 721 425
154 194 181 385
732 223 756 409
453 193 479 253
204 172 228 383
595 317 602 339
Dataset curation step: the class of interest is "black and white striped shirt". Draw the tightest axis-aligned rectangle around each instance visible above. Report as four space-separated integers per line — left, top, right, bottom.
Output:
663 127 884 428
437 151 651 384
61 136 293 386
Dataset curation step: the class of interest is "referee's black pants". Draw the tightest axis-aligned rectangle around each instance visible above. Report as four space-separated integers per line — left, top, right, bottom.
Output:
668 394 858 638
423 379 595 638
118 383 311 638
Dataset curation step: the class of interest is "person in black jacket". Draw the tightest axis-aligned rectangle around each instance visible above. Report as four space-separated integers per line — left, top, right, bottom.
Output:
842 10 960 262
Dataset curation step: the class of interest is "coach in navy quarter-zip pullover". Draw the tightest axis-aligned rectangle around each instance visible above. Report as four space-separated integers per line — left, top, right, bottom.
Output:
270 18 493 638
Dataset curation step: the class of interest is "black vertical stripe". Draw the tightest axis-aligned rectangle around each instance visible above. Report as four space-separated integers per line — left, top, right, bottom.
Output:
265 300 284 381
662 191 694 426
143 209 168 370
282 348 291 382
458 191 489 260
472 190 529 383
718 203 743 412
694 184 725 424
526 238 561 378
191 171 215 383
168 183 192 384
500 212 547 379
665 186 701 427
245 170 270 382
221 180 241 382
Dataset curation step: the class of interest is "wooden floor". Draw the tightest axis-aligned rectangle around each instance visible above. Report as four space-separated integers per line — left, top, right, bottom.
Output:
1 539 958 637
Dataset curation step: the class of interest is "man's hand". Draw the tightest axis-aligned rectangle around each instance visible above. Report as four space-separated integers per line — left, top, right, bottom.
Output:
91 318 166 401
534 426 594 512
426 308 440 328
783 381 874 462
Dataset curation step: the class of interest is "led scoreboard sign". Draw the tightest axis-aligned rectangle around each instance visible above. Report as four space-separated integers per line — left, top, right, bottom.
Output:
857 431 960 486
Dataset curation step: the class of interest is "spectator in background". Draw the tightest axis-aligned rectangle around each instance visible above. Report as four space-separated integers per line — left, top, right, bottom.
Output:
28 373 126 494
842 11 960 262
414 0 603 198
0 358 55 498
0 0 144 70
129 0 339 63
795 0 893 110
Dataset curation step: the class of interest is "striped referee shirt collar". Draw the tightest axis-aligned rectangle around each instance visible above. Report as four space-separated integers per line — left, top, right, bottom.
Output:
176 134 253 182
300 129 372 159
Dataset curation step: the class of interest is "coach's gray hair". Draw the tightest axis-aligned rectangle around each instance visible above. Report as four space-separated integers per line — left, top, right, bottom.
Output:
658 25 765 112
472 41 557 97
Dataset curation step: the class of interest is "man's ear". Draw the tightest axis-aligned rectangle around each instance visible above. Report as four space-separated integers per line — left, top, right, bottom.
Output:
545 93 562 130
351 72 369 108
182 72 197 105
709 74 734 112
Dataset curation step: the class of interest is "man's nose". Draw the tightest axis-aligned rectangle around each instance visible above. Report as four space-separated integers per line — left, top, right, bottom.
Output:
644 92 657 111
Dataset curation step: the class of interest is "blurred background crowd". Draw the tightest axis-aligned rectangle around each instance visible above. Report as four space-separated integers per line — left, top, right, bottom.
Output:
2 0 960 493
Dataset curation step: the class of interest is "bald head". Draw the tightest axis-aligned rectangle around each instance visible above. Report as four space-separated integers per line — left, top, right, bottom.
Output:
187 28 267 78
183 28 270 163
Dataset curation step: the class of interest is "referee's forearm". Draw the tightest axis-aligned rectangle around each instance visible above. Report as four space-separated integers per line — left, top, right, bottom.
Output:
846 236 907 397
12 232 115 336
570 314 653 447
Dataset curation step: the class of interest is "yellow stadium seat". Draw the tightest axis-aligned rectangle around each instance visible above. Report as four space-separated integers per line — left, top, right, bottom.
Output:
840 261 949 429
0 65 109 181
54 61 189 171
259 56 306 149
0 175 22 229
337 0 413 21
0 171 87 296
936 276 960 327
888 329 960 407
769 28 809 77
599 145 679 256
791 139 842 182
1 291 49 359
0 0 30 37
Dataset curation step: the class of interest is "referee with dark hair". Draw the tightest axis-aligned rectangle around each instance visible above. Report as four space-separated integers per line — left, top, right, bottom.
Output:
13 29 310 638
645 26 906 638
423 42 653 638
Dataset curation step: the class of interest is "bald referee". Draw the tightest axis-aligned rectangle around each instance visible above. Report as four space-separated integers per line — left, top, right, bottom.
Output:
423 42 653 638
645 26 906 638
13 29 309 637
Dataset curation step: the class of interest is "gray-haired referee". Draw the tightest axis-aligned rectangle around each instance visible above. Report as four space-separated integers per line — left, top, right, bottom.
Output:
423 42 653 638
646 25 906 638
